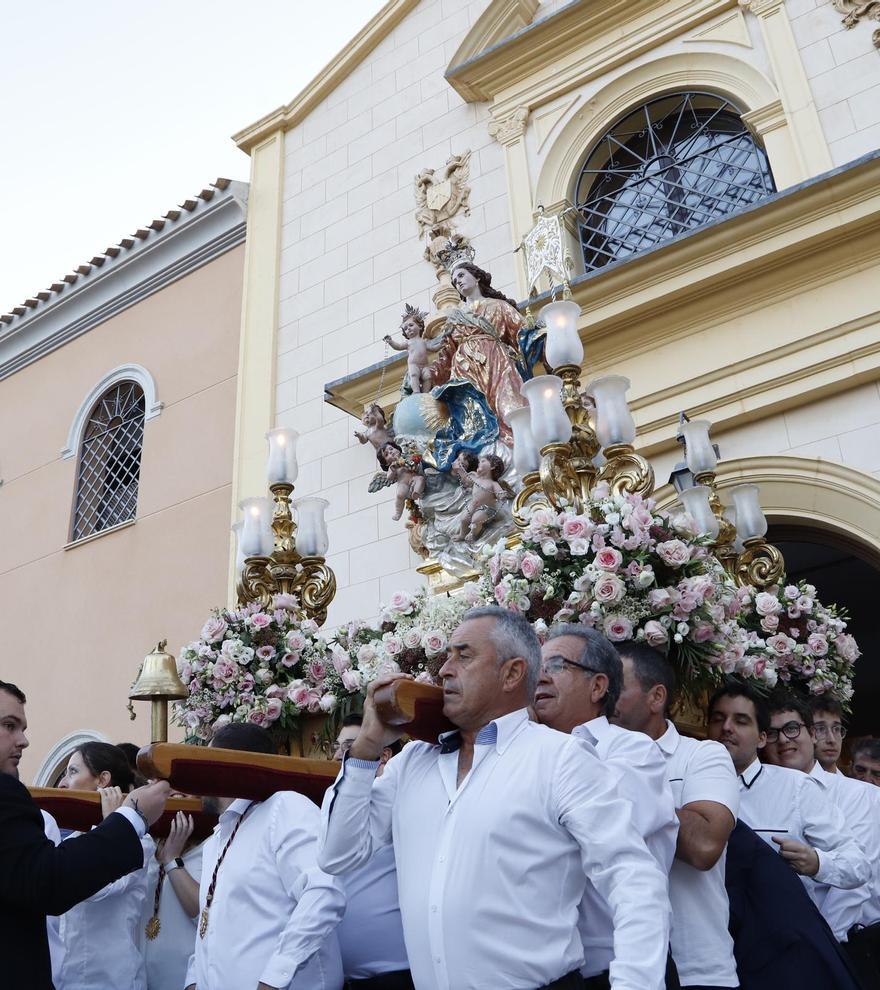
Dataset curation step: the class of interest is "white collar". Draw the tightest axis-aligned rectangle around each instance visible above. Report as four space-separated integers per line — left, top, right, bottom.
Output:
656 719 680 756
739 758 764 788
573 714 611 746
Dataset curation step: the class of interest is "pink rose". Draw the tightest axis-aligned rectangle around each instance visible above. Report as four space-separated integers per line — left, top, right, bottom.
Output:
265 683 286 699
562 516 591 541
201 616 228 644
388 590 414 613
593 573 626 605
500 550 521 573
754 658 767 678
340 668 363 692
625 506 654 531
249 612 272 631
656 540 691 567
422 630 448 655
766 634 795 656
402 628 423 650
595 547 623 572
520 552 544 580
288 685 311 707
692 622 715 643
382 635 403 656
837 634 860 662
212 658 238 684
760 615 780 633
784 585 800 600
272 592 299 610
754 592 781 616
528 508 556 531
308 659 327 682
331 648 351 675
247 709 267 726
807 633 828 657
286 630 307 652
265 698 283 722
648 587 680 611
643 620 668 648
603 615 633 642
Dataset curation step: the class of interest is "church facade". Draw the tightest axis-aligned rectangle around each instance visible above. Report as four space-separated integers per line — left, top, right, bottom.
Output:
231 0 880 730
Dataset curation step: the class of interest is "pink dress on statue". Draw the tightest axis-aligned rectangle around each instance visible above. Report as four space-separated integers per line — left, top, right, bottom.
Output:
430 297 527 445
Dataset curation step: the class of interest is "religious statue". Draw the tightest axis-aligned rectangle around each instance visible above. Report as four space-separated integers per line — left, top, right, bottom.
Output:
377 441 426 521
452 452 514 542
354 402 394 450
383 304 447 394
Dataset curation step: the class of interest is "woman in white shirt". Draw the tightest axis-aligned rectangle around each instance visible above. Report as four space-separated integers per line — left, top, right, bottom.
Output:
58 742 153 990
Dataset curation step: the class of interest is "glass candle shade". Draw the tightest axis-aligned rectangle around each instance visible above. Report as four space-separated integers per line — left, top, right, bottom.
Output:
679 485 720 540
540 299 583 368
729 484 767 540
266 428 299 485
681 419 717 476
521 375 572 450
723 506 745 553
231 521 246 577
294 497 330 557
589 375 636 446
508 406 540 476
239 497 274 557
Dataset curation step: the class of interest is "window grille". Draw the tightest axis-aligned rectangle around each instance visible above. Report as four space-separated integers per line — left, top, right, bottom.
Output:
71 381 145 541
575 92 775 273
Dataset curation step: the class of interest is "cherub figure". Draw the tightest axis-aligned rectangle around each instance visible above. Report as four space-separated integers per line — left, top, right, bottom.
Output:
354 403 394 449
383 304 445 394
378 441 426 521
452 452 514 542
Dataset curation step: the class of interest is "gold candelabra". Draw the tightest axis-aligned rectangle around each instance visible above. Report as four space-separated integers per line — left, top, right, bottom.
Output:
235 429 336 625
511 259 783 590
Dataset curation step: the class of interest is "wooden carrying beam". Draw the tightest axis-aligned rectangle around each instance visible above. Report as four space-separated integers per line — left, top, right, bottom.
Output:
137 743 339 805
373 680 451 742
29 789 217 841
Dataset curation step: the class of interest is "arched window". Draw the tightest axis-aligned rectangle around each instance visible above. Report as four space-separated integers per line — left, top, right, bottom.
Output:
71 381 145 541
575 92 775 273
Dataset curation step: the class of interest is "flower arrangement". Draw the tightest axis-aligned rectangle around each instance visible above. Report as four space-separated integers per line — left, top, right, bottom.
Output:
334 587 482 687
174 594 353 744
738 580 860 708
477 485 772 700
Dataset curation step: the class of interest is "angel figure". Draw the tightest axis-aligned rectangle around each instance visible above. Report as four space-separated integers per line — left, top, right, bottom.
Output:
452 452 514 542
383 304 445 394
378 442 426 521
354 403 394 449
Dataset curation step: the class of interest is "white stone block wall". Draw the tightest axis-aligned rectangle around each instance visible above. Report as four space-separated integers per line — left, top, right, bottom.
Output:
275 0 516 627
787 0 880 166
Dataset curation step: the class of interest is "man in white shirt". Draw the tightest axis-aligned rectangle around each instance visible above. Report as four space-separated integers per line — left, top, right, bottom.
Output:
612 642 739 989
851 738 880 787
706 688 869 941
184 723 345 990
319 606 670 990
332 715 413 990
533 624 677 990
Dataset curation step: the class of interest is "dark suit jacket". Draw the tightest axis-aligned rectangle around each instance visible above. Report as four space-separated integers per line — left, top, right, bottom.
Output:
0 773 144 989
725 819 865 990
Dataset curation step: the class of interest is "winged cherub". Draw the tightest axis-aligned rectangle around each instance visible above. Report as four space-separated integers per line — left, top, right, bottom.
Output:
452 452 514 542
383 304 445 394
354 403 394 449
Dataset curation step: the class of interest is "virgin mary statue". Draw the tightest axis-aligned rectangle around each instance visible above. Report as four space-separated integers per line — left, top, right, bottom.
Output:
425 249 543 468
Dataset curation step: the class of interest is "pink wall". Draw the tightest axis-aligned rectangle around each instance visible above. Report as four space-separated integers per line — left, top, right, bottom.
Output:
0 245 245 781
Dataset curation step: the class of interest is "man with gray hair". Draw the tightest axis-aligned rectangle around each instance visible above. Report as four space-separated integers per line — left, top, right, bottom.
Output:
319 605 671 990
534 625 677 989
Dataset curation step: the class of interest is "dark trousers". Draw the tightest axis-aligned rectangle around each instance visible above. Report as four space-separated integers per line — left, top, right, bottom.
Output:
585 951 682 990
344 970 415 990
540 971 583 990
845 923 880 990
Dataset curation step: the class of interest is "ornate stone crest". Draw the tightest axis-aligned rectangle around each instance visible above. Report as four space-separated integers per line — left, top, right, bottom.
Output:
830 0 880 48
414 150 472 239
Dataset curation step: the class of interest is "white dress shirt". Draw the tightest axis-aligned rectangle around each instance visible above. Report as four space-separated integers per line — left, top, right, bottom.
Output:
572 717 677 979
737 758 869 940
60 826 154 990
337 843 410 980
656 721 740 988
807 762 876 938
41 811 66 990
140 841 203 990
319 707 670 990
185 792 345 990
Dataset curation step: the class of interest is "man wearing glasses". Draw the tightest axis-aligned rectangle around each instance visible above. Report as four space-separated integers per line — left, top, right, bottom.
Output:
713 693 868 942
533 625 678 990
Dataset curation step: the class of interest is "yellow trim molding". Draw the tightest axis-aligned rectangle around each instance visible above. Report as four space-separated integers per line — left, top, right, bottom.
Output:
233 0 419 153
447 0 539 69
229 132 285 602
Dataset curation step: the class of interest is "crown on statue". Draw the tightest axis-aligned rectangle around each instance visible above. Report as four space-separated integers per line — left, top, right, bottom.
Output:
402 302 428 327
438 236 475 274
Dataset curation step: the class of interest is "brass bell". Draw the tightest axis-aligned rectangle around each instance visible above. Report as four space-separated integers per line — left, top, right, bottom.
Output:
129 640 188 743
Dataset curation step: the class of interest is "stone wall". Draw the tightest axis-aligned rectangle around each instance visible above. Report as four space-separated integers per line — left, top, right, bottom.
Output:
787 0 880 166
